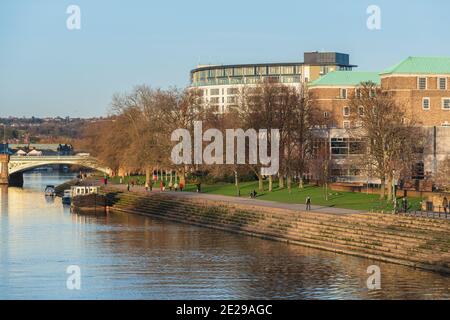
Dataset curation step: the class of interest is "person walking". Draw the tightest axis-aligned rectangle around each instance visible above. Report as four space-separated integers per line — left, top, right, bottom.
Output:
174 182 179 191
402 196 408 213
127 182 130 192
443 196 448 214
179 181 184 192
160 180 164 191
305 196 311 211
168 181 173 191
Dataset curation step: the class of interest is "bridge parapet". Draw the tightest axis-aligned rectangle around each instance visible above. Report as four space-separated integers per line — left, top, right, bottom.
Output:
6 156 111 183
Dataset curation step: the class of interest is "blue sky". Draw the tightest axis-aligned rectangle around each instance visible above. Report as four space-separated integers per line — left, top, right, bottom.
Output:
0 0 449 117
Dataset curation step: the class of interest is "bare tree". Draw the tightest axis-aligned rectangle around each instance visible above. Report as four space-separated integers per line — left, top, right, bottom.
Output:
435 157 450 191
349 82 425 201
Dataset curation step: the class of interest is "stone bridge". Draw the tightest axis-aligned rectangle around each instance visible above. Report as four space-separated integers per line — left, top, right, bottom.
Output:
0 154 111 185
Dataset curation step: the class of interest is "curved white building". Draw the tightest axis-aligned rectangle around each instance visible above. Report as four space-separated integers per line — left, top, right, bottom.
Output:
190 51 356 113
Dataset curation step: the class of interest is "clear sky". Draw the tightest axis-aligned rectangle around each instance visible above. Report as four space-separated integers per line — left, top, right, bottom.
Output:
1 0 449 117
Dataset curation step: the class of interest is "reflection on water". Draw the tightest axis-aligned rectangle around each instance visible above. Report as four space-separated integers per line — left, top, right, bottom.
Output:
0 172 449 299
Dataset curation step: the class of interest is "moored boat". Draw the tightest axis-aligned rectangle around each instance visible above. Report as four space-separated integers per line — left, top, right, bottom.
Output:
44 185 56 197
62 190 71 205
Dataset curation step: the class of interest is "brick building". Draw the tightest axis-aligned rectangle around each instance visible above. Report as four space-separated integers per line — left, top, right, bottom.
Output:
308 57 450 184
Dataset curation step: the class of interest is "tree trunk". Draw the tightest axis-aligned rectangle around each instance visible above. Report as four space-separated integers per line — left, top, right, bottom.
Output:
234 170 240 197
298 176 304 189
145 167 151 186
380 177 386 200
387 173 395 202
287 175 292 194
268 175 273 192
279 175 285 189
258 174 264 192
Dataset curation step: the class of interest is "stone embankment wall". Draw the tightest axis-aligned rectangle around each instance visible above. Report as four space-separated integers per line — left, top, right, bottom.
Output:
102 188 450 274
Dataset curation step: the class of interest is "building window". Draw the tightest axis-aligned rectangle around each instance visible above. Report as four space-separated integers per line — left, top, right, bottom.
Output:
343 121 350 129
340 89 347 99
268 66 281 75
439 77 447 90
358 106 364 116
227 96 236 104
442 98 450 110
343 106 350 117
227 88 238 95
355 88 361 98
324 111 329 118
422 98 430 110
418 77 427 90
210 89 220 96
320 66 329 75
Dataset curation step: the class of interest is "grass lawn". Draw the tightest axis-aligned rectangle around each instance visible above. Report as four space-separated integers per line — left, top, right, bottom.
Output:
102 174 422 212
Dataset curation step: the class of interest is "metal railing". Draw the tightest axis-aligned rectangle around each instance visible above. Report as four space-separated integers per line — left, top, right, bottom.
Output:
385 206 450 220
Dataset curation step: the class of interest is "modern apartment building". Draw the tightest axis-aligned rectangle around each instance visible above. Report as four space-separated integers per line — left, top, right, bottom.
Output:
189 52 356 113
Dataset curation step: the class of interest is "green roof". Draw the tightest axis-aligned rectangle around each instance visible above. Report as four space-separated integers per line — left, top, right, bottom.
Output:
380 56 450 75
308 71 380 87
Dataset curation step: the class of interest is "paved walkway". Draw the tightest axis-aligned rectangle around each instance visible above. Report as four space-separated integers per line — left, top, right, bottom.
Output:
100 182 363 216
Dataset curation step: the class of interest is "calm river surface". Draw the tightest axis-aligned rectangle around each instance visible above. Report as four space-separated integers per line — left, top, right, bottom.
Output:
0 172 449 300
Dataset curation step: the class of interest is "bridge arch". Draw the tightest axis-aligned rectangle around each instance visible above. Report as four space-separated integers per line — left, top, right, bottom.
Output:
8 156 112 176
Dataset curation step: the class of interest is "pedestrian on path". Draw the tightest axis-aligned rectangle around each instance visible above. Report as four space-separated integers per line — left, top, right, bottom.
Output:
443 196 448 214
305 196 311 211
179 181 184 192
127 182 130 192
402 196 408 213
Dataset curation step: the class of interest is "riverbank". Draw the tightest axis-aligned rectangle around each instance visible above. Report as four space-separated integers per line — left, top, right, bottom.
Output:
101 185 450 274
107 176 423 212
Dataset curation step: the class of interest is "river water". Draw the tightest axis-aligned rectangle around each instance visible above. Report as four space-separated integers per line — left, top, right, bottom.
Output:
0 172 449 300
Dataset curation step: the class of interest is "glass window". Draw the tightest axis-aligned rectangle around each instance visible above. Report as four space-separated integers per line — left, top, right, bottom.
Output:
422 98 430 110
343 120 350 129
340 89 347 99
442 98 450 110
227 88 238 95
358 106 364 116
234 68 243 76
242 67 254 76
227 96 236 103
281 66 294 74
268 66 280 75
256 66 267 75
210 89 220 96
224 68 233 77
439 78 447 90
418 77 427 90
343 106 350 117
